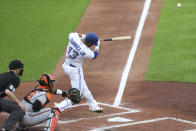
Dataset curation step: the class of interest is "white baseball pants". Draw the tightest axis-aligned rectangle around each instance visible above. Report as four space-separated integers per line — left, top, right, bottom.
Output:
62 62 98 108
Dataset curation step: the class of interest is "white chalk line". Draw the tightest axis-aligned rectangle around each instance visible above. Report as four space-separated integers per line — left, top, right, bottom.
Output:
34 110 139 127
90 117 196 131
56 102 140 124
113 0 152 107
98 102 140 112
59 102 140 112
59 110 139 124
187 129 196 131
34 102 140 127
169 117 196 125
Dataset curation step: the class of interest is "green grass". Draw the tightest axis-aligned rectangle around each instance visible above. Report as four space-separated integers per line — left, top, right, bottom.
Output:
145 0 196 83
0 0 90 81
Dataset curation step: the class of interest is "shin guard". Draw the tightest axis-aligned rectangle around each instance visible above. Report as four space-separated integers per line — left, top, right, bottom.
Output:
44 108 60 131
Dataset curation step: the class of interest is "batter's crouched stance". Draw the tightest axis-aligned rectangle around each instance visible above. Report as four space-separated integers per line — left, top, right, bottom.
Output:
59 32 103 112
17 74 81 131
0 60 25 131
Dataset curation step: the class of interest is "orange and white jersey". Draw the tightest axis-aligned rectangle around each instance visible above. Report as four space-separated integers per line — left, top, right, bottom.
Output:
22 89 52 112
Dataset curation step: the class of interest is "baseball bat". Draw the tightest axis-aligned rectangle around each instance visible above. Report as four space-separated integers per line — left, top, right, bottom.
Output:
103 36 131 41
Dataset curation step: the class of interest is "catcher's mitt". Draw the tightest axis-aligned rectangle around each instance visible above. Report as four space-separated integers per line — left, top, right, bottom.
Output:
67 88 81 104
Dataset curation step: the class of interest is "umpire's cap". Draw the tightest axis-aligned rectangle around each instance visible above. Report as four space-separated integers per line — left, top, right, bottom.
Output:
9 60 24 70
85 32 99 46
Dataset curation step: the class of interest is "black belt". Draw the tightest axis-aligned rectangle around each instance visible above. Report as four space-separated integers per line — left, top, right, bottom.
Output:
70 64 76 67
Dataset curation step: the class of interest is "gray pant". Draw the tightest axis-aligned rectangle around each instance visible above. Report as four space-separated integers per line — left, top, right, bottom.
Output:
0 99 24 130
23 108 52 127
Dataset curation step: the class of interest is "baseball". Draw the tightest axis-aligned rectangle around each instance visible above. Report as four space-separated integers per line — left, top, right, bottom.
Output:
177 3 182 8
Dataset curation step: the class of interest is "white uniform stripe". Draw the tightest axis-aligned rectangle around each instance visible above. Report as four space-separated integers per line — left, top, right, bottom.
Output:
78 68 82 91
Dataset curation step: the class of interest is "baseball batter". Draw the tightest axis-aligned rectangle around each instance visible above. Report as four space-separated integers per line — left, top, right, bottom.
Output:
16 74 81 131
56 32 103 112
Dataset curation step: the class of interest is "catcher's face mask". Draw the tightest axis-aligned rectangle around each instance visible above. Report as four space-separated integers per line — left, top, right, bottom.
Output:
50 81 57 93
38 74 57 93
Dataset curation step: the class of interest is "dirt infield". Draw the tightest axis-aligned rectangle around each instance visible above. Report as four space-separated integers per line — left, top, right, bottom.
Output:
1 0 196 130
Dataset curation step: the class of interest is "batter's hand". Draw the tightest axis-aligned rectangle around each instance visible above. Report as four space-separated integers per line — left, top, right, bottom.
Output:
95 39 100 51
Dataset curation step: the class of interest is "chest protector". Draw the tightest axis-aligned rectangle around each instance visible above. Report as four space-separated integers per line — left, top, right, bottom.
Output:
24 85 52 108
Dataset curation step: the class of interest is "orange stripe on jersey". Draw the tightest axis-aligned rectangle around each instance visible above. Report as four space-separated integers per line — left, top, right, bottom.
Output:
29 109 52 117
26 91 36 100
46 93 52 102
41 93 52 108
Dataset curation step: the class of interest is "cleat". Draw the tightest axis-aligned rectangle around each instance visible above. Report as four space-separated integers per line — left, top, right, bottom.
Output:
89 105 103 113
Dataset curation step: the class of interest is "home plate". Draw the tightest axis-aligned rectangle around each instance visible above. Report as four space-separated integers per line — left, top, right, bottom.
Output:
108 117 133 122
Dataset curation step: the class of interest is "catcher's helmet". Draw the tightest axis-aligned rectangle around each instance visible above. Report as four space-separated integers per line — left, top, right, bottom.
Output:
85 32 99 46
38 74 56 92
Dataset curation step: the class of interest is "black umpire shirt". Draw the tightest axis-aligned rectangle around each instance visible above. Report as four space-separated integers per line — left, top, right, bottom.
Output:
0 71 20 99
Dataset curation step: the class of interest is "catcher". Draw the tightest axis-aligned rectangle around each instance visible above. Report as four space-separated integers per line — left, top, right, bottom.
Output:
16 74 81 131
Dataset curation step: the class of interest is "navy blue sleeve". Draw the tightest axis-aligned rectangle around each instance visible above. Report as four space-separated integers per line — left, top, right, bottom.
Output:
93 52 98 59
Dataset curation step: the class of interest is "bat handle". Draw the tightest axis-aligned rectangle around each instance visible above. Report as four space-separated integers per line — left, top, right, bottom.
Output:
103 38 112 41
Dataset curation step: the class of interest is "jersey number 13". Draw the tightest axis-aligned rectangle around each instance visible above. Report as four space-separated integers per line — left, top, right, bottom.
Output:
68 47 79 59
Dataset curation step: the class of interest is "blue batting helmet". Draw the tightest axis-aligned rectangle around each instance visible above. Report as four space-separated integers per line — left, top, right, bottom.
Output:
85 32 99 46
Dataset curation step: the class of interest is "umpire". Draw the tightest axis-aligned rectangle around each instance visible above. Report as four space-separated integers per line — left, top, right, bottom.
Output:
0 60 25 131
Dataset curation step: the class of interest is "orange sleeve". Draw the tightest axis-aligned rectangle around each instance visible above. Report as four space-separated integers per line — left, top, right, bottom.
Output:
46 93 52 102
42 93 52 108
